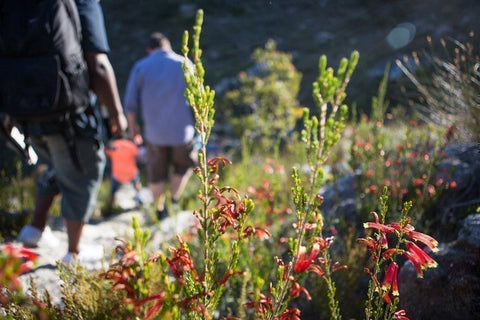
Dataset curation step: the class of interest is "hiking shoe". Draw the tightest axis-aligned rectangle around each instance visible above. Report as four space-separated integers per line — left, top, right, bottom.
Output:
61 245 104 267
17 225 42 247
61 252 78 267
156 208 169 220
18 225 59 248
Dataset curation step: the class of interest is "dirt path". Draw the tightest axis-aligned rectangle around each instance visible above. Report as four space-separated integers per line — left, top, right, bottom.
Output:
17 185 196 306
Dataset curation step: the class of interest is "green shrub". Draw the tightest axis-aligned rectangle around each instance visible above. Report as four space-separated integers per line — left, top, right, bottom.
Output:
220 39 303 151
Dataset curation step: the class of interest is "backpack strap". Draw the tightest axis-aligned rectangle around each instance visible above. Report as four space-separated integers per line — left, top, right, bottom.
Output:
61 0 82 42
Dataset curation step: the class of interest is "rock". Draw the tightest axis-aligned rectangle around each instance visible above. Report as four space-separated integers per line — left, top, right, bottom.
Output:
424 143 480 242
399 214 480 319
319 172 359 225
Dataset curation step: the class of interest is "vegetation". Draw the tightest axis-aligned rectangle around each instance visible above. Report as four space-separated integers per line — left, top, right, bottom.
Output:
1 7 477 320
220 39 302 150
396 31 480 142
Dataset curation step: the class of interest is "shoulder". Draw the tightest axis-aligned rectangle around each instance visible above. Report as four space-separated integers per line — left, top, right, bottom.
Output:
131 56 151 72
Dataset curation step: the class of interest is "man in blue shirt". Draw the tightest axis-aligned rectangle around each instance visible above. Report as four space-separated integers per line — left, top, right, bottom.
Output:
125 32 197 220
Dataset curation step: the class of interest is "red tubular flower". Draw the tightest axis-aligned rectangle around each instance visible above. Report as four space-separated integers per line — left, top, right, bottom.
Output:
120 250 140 267
294 244 320 273
245 292 273 314
382 262 399 298
289 279 311 300
363 222 396 233
167 245 199 281
2 243 38 263
307 264 325 277
1 243 38 277
358 237 380 251
404 241 438 277
277 307 301 320
394 309 409 320
407 230 439 252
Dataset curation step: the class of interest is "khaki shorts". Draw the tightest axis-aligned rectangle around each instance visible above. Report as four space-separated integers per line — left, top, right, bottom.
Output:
31 134 105 223
146 140 198 183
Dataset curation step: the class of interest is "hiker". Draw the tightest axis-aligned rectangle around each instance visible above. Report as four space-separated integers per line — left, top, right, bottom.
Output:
105 136 143 209
8 0 127 265
124 32 197 220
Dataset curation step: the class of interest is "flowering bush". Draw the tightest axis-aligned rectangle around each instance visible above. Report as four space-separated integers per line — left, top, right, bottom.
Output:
0 9 443 320
360 188 438 319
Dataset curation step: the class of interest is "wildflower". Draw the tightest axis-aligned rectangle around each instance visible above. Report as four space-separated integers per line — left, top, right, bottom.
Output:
404 241 438 277
245 292 273 314
294 244 320 273
263 164 274 174
2 243 38 266
120 250 140 267
382 262 399 300
289 279 311 300
242 225 271 240
0 243 38 292
307 263 325 277
207 157 231 173
275 165 285 174
394 309 409 320
413 178 424 186
363 221 396 234
167 240 199 282
277 307 301 320
449 181 458 188
331 261 347 273
407 230 438 252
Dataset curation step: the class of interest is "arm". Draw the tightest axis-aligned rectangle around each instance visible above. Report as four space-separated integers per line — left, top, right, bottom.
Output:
126 112 143 146
84 51 127 137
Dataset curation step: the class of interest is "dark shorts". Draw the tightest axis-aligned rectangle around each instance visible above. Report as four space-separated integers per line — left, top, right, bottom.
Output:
31 135 106 223
75 0 110 53
146 140 198 183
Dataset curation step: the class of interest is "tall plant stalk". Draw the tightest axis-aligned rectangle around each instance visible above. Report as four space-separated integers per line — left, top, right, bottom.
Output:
266 52 359 320
182 10 254 318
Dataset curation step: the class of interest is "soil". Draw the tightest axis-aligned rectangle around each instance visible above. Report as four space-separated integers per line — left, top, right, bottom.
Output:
102 0 480 110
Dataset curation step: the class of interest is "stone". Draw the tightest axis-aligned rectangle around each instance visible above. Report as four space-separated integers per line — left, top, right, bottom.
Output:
399 214 480 319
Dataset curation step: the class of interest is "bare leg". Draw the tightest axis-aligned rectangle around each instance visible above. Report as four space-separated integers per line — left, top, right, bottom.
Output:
170 170 192 202
149 181 167 211
64 219 84 255
31 194 56 231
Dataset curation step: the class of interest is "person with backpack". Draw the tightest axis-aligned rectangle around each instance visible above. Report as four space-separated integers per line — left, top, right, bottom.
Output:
1 0 128 265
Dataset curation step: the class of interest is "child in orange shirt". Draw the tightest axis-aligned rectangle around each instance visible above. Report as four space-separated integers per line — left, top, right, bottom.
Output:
105 138 143 208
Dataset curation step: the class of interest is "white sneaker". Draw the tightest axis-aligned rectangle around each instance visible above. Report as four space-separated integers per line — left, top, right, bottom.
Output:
61 245 104 267
61 252 78 267
17 225 42 247
17 225 59 248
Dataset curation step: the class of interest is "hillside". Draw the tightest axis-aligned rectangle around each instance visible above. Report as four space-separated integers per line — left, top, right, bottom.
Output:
102 0 480 112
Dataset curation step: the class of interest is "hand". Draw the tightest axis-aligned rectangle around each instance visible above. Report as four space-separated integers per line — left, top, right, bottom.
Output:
3 115 13 134
131 132 143 146
109 113 128 138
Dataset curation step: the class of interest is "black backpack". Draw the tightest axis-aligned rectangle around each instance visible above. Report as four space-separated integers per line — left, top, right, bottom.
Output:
0 0 90 169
